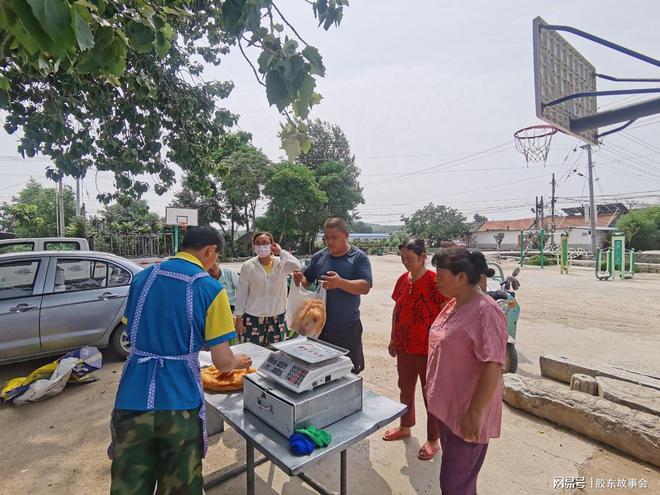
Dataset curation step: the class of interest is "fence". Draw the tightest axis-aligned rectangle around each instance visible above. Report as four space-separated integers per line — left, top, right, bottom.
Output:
90 233 174 258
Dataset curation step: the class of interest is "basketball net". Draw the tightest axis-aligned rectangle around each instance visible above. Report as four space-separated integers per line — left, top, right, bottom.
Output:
514 125 558 166
178 222 188 232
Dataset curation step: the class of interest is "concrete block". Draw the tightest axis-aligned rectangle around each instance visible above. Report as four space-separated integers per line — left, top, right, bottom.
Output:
597 376 660 417
570 374 598 395
503 374 660 467
539 355 660 391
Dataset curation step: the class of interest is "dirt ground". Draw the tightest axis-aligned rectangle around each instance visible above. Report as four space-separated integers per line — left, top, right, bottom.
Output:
0 255 658 494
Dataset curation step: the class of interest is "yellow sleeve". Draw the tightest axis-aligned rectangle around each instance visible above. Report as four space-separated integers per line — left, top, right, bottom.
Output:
205 289 237 346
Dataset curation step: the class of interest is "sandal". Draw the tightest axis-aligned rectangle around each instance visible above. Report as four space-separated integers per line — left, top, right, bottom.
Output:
418 444 440 460
382 427 411 441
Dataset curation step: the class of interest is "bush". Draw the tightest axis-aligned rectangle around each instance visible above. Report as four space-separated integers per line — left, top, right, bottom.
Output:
615 207 660 251
525 255 558 266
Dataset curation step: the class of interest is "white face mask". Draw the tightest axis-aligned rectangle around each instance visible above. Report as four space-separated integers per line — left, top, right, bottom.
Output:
255 244 272 257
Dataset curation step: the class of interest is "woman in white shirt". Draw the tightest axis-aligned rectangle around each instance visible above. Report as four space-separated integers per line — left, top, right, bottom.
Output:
234 232 301 346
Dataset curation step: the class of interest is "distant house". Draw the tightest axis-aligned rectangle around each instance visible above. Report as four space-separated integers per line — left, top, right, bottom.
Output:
473 204 626 252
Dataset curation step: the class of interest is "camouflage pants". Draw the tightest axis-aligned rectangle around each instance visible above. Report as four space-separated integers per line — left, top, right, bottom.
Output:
110 408 203 495
239 313 287 347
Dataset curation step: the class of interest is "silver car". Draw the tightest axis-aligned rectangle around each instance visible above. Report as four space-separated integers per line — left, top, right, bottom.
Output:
0 251 142 365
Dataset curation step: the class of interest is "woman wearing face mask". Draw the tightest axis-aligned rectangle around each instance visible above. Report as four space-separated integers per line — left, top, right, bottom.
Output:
426 247 507 494
383 238 448 461
234 232 301 347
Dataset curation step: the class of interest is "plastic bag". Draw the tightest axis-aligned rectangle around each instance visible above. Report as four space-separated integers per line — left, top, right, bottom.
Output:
1 346 102 404
286 284 326 338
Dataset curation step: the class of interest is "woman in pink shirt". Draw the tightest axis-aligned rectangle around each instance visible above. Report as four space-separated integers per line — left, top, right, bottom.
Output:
426 247 507 495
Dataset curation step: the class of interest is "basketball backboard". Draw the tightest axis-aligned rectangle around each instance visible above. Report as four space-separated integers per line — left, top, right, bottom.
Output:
533 16 598 144
165 207 198 227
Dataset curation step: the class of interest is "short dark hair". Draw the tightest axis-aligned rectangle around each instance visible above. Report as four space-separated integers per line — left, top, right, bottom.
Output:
180 226 223 252
398 237 426 256
252 231 274 244
324 217 349 234
431 247 489 285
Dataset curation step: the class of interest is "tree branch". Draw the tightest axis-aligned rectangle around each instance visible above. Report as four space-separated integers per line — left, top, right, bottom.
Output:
238 39 266 87
272 3 310 47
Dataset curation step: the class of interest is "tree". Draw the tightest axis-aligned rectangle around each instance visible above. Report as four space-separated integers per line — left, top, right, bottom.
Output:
615 206 660 251
314 160 364 220
350 221 373 233
171 187 226 231
402 203 468 247
295 120 363 220
297 119 355 170
221 148 271 238
474 213 488 224
0 179 75 237
258 163 327 251
95 199 162 234
1 1 348 201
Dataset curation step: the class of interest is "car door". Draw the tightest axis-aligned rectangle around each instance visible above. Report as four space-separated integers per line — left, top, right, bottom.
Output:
0 257 47 360
39 256 130 352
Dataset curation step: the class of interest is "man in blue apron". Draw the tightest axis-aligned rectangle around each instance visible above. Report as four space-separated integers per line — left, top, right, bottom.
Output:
110 226 251 494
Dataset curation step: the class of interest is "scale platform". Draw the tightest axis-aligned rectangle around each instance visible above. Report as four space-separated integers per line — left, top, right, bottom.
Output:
259 337 353 393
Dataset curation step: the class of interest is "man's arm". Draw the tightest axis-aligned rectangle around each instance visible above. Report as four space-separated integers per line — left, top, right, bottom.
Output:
209 342 252 372
322 273 371 295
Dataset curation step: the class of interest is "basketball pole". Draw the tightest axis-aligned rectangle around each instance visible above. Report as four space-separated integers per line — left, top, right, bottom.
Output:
581 144 598 256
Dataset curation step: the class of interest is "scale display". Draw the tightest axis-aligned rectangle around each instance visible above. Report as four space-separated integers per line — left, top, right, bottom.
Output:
259 337 353 393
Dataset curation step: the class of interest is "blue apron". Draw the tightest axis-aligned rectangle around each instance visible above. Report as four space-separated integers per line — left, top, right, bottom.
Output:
109 264 211 459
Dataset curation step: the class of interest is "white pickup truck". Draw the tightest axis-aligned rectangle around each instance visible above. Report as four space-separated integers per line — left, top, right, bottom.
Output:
0 237 90 254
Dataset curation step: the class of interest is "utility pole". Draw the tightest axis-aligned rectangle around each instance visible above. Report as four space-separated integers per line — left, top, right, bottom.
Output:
57 177 66 236
550 173 556 245
534 196 539 228
76 177 81 218
581 144 598 256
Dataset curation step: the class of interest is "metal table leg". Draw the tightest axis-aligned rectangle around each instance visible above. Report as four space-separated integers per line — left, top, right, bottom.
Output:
340 450 347 495
247 440 255 495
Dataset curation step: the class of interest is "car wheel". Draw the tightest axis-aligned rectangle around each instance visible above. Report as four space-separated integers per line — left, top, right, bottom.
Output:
504 343 518 374
109 323 130 359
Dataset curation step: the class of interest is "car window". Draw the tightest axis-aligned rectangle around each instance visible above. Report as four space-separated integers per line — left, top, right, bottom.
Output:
54 259 108 293
45 241 80 251
0 260 40 300
108 263 131 287
0 242 35 254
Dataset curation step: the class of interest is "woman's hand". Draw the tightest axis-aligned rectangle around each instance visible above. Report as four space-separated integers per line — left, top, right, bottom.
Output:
234 316 244 335
459 408 484 443
387 340 397 358
292 271 304 287
271 243 282 256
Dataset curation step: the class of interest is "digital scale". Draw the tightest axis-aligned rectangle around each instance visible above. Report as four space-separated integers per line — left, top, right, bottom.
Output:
243 337 363 437
258 336 354 393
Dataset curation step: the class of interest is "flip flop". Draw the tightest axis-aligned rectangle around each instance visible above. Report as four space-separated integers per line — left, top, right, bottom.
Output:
418 444 440 460
382 428 411 441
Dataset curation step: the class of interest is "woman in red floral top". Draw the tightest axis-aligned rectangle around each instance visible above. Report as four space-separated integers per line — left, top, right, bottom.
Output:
383 238 448 460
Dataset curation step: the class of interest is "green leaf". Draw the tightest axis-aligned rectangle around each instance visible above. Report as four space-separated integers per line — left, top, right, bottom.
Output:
302 46 325 76
125 20 154 53
71 6 94 51
266 69 291 112
156 23 174 57
221 0 247 37
0 75 10 91
27 0 74 53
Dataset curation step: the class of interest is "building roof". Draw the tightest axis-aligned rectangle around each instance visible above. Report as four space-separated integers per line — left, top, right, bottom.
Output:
476 213 619 233
477 218 536 232
548 213 619 229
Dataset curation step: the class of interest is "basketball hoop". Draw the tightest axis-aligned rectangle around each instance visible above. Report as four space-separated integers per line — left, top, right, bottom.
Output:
514 125 558 166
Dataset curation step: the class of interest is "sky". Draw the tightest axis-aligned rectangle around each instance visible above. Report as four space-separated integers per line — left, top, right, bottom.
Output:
1 0 660 226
